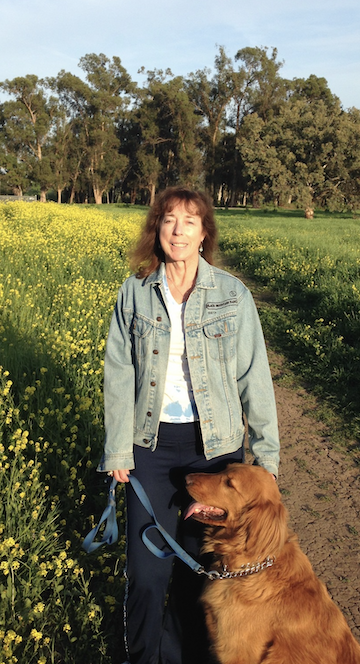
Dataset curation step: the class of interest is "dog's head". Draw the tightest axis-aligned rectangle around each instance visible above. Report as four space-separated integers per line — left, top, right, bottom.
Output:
185 464 288 561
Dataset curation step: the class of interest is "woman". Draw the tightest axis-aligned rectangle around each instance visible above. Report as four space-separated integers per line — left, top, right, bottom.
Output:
97 186 280 664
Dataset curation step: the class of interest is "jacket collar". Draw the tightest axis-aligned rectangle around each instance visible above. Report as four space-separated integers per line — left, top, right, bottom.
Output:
145 256 216 289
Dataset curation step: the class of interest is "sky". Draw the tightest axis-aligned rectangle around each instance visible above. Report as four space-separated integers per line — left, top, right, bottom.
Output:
1 0 359 109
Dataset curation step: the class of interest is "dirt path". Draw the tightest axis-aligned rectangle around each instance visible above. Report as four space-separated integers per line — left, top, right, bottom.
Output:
244 274 360 640
268 349 360 638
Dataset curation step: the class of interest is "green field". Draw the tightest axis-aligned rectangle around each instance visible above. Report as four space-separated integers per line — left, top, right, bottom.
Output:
217 208 360 440
1 202 359 663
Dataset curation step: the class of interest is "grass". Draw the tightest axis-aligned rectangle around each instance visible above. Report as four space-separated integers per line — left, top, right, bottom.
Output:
217 208 360 448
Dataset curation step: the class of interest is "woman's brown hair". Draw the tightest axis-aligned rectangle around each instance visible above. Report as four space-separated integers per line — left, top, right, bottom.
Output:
130 186 218 278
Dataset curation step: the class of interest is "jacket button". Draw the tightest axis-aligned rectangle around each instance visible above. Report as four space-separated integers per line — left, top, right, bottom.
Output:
147 411 152 417
143 438 150 445
153 349 159 354
150 381 156 387
156 316 162 321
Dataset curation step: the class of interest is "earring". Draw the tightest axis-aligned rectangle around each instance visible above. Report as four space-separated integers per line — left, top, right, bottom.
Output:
199 243 203 253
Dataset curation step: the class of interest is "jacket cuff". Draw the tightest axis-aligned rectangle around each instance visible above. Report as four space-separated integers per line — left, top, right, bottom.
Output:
96 452 135 473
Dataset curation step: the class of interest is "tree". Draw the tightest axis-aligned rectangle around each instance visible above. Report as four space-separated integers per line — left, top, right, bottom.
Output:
234 47 287 121
1 49 359 209
0 75 58 200
275 93 345 208
0 103 28 195
186 47 235 197
224 47 289 205
291 74 339 109
120 69 202 203
54 54 133 203
340 108 360 208
235 112 292 206
48 109 73 203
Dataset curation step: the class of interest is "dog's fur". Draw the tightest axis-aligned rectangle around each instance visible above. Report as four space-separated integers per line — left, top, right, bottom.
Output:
185 463 360 664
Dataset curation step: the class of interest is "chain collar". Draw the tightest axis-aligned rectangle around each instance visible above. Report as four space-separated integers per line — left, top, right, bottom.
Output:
198 555 276 581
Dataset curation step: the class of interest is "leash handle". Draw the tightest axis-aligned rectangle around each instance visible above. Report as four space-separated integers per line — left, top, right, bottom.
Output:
82 476 203 574
82 477 119 553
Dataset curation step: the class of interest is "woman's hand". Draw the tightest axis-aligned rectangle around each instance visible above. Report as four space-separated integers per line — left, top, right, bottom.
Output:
113 469 130 483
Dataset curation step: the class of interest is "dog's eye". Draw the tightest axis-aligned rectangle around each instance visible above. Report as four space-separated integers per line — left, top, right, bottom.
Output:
226 478 234 488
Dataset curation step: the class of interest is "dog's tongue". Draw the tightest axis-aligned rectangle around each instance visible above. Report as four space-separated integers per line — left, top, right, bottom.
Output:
184 501 224 520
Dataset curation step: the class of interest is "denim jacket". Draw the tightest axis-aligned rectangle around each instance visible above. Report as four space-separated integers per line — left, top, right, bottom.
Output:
97 257 280 477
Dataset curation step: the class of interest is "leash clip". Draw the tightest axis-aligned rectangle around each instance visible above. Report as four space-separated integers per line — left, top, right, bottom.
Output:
196 567 222 580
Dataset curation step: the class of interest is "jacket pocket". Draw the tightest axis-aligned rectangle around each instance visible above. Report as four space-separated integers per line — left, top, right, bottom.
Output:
131 315 154 366
131 315 153 338
203 316 237 362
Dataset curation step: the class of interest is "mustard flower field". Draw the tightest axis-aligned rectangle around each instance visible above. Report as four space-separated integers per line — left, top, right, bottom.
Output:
1 202 360 663
0 202 143 663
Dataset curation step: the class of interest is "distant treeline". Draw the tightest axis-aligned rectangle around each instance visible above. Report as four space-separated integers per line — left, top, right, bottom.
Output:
1 47 360 209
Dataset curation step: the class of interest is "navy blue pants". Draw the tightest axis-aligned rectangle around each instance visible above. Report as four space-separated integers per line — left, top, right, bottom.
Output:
124 422 244 664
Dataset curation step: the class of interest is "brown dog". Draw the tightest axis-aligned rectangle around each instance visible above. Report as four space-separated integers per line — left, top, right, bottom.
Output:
185 463 360 664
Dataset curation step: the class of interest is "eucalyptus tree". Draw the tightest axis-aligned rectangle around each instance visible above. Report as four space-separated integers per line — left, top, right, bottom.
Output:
186 46 288 205
234 47 288 121
185 47 235 198
0 75 58 200
53 53 133 203
45 106 74 203
235 112 292 206
235 74 354 210
340 107 360 208
120 68 202 203
49 72 89 202
222 47 290 205
275 77 345 208
124 68 171 204
0 103 28 195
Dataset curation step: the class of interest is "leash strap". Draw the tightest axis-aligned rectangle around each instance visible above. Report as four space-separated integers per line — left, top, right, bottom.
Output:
82 476 203 574
82 477 119 553
129 475 203 573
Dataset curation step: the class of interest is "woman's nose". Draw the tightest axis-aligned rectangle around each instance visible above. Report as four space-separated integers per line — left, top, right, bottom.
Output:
173 221 183 235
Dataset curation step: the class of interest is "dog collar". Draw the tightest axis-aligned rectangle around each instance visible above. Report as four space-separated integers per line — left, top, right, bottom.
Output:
199 555 276 580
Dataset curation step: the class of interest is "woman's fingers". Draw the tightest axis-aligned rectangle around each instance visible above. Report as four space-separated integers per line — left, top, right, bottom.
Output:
113 469 130 483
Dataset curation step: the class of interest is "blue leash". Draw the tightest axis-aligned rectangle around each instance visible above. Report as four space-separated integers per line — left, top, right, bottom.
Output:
82 476 204 575
82 477 119 553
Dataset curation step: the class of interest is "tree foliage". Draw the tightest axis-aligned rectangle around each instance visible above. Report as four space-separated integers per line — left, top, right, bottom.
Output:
0 48 360 209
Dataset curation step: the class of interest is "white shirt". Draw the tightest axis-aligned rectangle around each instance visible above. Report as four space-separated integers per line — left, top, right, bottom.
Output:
160 274 198 423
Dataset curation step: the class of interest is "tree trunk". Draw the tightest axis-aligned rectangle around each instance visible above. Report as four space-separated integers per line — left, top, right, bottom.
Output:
230 147 240 207
253 191 260 208
93 186 103 204
40 188 47 203
57 188 62 204
149 183 156 207
69 158 83 204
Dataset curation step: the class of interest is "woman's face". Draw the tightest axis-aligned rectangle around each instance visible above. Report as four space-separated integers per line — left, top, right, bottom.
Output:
159 200 206 266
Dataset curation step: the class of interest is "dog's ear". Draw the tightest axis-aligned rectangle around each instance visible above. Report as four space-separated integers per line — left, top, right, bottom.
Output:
240 498 288 560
